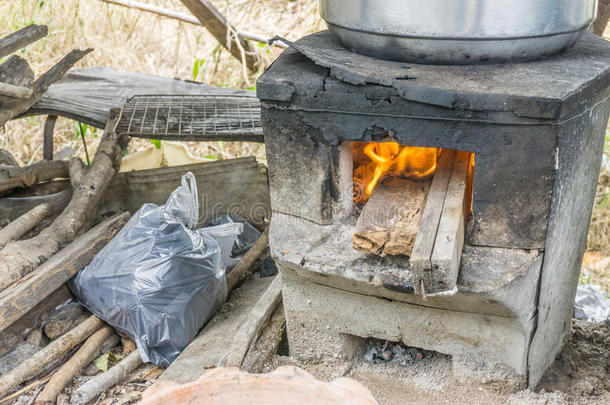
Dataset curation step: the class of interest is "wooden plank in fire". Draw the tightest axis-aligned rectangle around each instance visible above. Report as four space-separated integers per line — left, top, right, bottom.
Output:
411 150 471 296
353 177 430 257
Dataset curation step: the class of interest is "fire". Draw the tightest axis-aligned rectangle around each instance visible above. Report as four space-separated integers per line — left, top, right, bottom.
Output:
354 142 439 202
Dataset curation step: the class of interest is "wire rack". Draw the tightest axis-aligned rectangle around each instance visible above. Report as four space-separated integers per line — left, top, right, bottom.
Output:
116 94 264 142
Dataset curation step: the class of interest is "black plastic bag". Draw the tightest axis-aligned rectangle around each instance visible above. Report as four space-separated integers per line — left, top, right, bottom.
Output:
204 214 261 273
71 173 242 366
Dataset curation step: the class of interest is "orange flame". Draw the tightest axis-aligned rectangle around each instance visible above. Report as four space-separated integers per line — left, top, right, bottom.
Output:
360 142 439 198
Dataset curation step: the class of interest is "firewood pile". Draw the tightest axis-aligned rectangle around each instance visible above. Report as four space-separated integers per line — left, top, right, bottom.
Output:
0 24 280 405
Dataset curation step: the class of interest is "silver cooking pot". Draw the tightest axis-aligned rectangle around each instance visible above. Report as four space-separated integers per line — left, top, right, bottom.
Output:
319 0 598 64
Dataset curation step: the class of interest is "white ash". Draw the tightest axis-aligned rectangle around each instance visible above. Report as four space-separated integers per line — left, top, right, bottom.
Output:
362 339 434 367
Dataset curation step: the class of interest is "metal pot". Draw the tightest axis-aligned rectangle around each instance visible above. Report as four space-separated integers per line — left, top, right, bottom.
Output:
319 0 598 64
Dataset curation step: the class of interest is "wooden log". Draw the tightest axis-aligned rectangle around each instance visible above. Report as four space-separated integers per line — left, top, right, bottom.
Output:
428 151 471 293
593 0 610 36
353 177 430 256
0 160 69 194
70 350 143 405
0 315 105 398
410 150 456 295
226 228 269 291
0 203 51 248
43 115 58 161
0 25 48 59
0 374 53 405
0 213 129 334
0 54 33 84
0 81 32 99
411 151 471 296
241 304 286 373
0 149 19 166
0 48 92 127
180 0 260 72
225 276 282 368
35 326 114 405
0 109 128 293
0 286 72 357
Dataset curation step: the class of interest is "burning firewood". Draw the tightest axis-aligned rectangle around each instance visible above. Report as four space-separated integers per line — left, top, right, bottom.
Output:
353 178 430 256
0 108 128 293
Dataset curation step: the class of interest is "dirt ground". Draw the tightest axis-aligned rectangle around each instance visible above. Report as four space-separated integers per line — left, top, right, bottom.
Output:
263 320 610 405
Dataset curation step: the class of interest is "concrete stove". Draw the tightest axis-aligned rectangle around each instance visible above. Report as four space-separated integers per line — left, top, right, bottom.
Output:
256 31 610 387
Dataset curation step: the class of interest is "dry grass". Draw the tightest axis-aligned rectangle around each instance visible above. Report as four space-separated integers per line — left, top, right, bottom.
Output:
1 1 609 259
0 0 325 164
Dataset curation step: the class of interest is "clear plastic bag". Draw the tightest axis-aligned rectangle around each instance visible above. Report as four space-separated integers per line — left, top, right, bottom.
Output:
71 173 242 366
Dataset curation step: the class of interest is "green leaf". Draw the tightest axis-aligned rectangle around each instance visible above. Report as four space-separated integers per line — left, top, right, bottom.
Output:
204 155 217 160
246 85 256 91
150 139 161 149
93 352 118 372
192 58 206 81
94 353 110 372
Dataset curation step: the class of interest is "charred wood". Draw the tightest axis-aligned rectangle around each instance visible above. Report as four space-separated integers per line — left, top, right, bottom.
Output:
8 180 71 198
0 149 19 166
43 304 90 341
411 151 472 295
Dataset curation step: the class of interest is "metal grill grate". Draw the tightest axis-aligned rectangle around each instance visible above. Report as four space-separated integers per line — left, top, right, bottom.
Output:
116 94 263 142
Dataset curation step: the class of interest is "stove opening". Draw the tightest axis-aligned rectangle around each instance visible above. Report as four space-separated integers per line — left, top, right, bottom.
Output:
351 141 474 260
